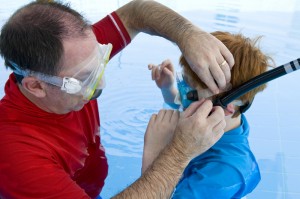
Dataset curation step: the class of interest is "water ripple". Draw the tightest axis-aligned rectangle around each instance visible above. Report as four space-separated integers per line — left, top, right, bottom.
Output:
99 67 163 157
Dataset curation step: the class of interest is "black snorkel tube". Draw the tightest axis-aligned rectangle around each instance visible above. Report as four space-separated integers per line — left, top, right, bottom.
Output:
187 58 300 112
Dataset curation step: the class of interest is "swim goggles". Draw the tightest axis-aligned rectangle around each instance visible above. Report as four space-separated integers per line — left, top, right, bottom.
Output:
9 43 112 101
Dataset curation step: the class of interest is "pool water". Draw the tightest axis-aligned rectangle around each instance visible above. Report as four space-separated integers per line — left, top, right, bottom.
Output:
1 0 300 198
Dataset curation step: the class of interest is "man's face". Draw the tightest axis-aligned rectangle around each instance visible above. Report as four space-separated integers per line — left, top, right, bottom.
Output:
43 30 100 114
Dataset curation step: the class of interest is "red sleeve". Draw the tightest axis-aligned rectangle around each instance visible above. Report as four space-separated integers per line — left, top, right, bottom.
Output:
92 11 131 59
0 130 90 199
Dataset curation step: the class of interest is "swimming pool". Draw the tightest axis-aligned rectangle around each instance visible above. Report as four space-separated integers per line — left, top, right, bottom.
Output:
1 0 300 198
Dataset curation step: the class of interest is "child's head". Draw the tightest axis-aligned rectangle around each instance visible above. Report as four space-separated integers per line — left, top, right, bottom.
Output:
180 31 273 117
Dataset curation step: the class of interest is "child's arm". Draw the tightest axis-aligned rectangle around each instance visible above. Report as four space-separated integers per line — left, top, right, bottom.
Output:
148 59 179 108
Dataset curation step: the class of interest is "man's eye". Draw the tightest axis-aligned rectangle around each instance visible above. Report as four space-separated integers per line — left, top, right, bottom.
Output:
77 72 91 81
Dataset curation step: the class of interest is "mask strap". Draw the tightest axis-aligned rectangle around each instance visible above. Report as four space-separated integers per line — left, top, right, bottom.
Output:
8 61 28 76
8 60 64 87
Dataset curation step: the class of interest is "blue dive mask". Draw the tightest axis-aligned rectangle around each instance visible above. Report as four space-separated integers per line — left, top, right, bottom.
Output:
175 72 198 109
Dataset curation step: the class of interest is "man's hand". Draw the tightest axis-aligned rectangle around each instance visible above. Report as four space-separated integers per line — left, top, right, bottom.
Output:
179 28 234 94
114 100 225 199
117 0 234 95
141 99 225 174
142 109 179 173
172 99 226 158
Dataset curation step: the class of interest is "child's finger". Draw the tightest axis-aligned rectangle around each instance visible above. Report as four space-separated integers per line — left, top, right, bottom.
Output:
155 65 161 79
171 110 179 123
151 65 156 80
161 59 174 72
156 109 167 121
162 67 174 77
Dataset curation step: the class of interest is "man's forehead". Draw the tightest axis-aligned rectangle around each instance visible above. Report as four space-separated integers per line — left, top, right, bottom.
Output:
60 31 97 75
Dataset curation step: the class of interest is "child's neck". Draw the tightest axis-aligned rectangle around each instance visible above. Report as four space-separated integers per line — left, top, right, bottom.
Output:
224 114 241 133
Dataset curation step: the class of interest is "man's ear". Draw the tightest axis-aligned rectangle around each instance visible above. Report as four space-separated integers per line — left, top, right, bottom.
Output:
21 77 47 98
224 103 235 116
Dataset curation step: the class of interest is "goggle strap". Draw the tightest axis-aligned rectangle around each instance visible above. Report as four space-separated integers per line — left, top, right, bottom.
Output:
8 61 28 76
35 73 63 87
8 60 63 87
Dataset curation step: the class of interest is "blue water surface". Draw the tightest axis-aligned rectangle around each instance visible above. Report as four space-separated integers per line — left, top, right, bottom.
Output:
1 0 300 199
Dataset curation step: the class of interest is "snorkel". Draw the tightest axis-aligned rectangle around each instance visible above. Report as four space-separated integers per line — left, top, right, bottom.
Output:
186 58 300 112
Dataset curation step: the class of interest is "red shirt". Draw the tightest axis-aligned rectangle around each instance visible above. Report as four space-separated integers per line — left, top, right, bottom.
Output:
0 12 131 199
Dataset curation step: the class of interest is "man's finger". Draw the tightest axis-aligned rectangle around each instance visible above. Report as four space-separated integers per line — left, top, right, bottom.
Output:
212 119 226 133
219 60 231 84
184 100 204 117
181 98 206 118
207 106 225 126
221 44 235 68
210 59 226 90
193 100 213 119
197 67 219 95
213 129 225 142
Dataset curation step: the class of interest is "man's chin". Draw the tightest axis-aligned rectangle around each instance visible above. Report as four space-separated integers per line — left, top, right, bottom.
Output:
73 103 86 112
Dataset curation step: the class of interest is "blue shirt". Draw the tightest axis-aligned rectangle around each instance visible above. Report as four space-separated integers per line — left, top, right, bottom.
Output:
172 114 260 199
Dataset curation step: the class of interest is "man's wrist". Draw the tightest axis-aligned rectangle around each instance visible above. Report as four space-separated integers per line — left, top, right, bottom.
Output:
145 141 192 197
114 138 191 199
177 26 205 57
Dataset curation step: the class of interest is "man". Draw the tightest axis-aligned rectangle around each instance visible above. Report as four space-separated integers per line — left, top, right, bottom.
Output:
0 0 233 198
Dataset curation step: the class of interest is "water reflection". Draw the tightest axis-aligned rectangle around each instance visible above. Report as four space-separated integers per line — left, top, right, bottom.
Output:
214 0 241 30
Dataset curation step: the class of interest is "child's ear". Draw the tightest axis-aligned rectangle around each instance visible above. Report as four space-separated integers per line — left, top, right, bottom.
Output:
21 77 46 98
224 103 235 116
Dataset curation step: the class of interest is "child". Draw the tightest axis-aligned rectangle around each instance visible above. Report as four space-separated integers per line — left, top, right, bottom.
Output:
145 31 273 198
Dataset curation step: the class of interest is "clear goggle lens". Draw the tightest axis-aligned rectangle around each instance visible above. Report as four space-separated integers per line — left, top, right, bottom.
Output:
9 43 113 101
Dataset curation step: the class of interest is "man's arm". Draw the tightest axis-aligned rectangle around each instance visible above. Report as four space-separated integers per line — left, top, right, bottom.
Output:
114 140 191 199
116 0 235 94
113 100 226 198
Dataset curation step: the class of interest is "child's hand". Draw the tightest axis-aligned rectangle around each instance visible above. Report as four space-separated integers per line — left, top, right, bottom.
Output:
148 59 175 89
142 109 179 173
